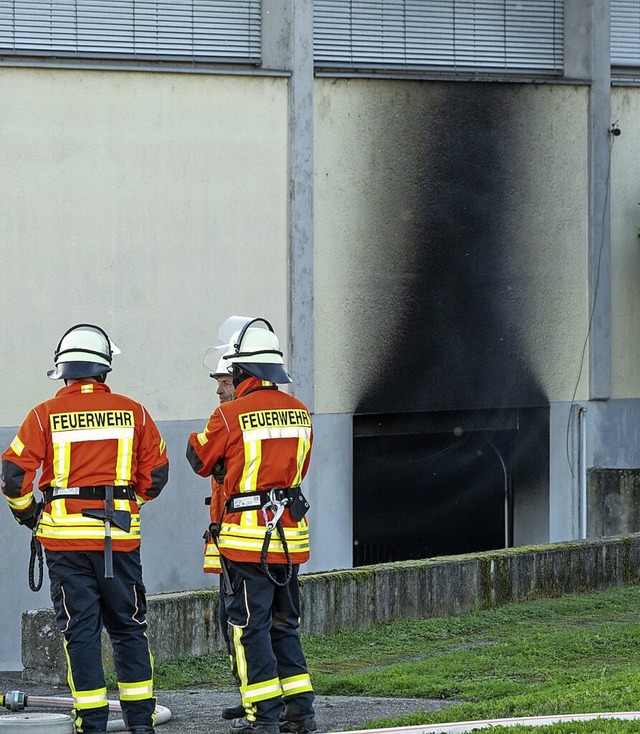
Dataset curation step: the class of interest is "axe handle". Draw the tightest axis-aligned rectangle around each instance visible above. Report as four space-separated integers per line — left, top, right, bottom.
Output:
104 520 114 579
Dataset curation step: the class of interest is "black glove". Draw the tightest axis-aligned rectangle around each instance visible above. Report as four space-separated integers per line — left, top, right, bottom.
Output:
15 501 42 530
212 459 227 485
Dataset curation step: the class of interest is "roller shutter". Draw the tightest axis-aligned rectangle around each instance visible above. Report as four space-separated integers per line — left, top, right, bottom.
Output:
0 0 261 63
314 0 564 74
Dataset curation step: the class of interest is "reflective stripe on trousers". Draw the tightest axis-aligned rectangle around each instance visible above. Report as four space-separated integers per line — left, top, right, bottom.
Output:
46 548 156 733
223 560 315 724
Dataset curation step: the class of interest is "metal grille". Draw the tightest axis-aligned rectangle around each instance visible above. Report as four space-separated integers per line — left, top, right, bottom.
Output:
0 0 261 63
314 0 564 74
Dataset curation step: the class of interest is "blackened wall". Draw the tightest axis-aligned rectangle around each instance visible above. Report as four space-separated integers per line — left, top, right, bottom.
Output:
314 79 589 415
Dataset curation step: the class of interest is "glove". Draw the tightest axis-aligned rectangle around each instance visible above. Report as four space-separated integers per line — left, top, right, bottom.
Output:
15 501 43 530
212 459 227 485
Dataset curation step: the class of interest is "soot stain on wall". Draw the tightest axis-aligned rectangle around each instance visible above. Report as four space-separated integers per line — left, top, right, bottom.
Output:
357 82 546 416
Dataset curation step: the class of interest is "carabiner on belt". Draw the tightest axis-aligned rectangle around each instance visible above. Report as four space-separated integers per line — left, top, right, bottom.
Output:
261 489 287 532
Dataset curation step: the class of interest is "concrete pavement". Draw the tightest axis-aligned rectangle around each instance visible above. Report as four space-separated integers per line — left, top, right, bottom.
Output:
0 672 455 733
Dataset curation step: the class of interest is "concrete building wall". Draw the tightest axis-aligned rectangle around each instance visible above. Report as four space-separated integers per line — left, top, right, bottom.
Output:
611 87 640 398
0 67 289 425
314 79 590 416
0 66 293 669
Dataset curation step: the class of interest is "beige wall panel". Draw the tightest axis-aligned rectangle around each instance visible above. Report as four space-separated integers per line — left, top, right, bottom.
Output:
0 68 288 424
611 88 640 398
314 79 589 415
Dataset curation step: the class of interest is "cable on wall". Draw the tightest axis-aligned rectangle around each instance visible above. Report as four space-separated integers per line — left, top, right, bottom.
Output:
565 122 619 478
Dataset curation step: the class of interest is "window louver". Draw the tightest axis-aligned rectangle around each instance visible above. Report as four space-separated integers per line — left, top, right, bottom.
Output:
313 0 564 73
0 0 261 63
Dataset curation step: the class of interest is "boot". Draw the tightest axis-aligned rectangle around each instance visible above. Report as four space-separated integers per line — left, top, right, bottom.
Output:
128 727 156 734
279 715 318 733
280 701 318 734
223 703 247 720
230 716 280 734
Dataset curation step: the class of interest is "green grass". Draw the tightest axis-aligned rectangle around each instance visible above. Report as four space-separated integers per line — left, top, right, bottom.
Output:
153 584 640 732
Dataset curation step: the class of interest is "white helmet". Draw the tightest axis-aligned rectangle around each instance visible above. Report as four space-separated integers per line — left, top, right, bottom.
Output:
47 323 121 380
210 355 232 378
202 315 254 375
223 317 292 384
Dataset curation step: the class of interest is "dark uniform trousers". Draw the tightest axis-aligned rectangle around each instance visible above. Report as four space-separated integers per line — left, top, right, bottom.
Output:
224 561 315 724
46 548 156 733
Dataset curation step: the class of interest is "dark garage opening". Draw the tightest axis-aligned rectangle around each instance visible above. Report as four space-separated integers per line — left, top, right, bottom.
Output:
353 408 549 566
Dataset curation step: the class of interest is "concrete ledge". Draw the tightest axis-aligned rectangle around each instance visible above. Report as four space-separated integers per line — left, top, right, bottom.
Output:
22 534 640 683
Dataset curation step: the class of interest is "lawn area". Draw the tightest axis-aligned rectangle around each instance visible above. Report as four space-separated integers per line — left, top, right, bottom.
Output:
154 584 640 733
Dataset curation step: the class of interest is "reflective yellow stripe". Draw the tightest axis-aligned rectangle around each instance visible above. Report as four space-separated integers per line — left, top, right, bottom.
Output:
115 437 134 485
75 688 109 709
9 435 24 456
203 542 222 572
52 440 71 488
232 624 249 691
118 679 154 701
159 437 166 454
197 431 208 446
218 522 310 555
240 677 283 704
37 511 141 541
219 537 310 556
52 427 133 442
6 494 33 510
293 436 311 486
80 384 95 394
239 440 262 493
281 673 313 696
241 427 311 441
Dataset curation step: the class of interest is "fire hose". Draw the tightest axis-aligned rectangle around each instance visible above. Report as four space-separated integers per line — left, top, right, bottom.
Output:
0 690 171 731
333 711 640 733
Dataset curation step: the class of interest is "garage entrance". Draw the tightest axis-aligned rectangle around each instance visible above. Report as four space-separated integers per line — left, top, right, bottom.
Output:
352 407 549 566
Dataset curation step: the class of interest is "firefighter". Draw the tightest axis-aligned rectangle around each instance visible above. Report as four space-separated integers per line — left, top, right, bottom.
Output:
1 323 169 734
211 354 236 405
187 317 317 734
203 353 244 721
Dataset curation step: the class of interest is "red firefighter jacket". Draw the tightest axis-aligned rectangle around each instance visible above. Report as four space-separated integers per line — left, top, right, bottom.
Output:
187 376 313 566
1 381 169 552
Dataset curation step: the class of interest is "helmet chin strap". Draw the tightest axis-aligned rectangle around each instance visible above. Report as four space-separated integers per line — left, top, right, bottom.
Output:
232 365 250 389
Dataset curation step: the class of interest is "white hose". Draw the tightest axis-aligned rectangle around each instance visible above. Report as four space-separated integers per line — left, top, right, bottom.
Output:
19 695 171 732
336 711 640 733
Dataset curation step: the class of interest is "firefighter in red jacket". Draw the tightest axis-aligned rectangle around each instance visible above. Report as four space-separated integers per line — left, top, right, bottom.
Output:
1 324 169 734
187 318 316 734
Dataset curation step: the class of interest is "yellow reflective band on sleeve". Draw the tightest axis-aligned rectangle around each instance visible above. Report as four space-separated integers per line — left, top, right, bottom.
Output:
7 493 34 511
197 432 208 446
9 436 25 456
240 677 283 704
73 687 109 709
159 438 166 454
118 679 154 701
281 673 313 697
